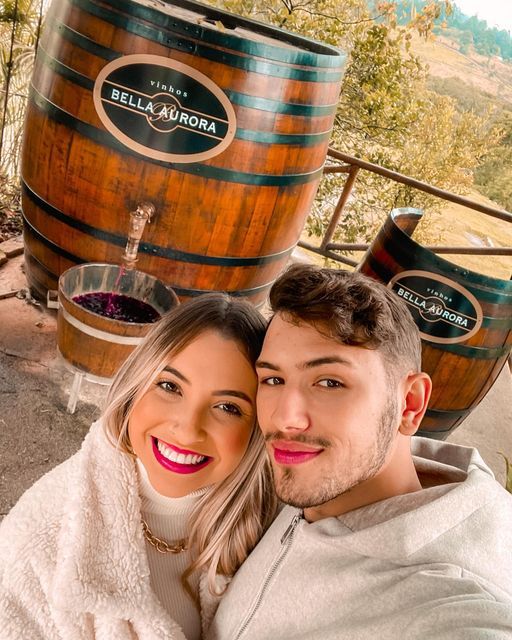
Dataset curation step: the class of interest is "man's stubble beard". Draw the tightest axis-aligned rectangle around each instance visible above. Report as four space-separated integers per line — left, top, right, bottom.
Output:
268 394 399 509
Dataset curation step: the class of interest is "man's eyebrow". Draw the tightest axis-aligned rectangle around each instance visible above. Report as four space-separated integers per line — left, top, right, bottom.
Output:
213 390 253 404
162 366 189 383
255 360 279 370
256 357 354 370
303 357 355 369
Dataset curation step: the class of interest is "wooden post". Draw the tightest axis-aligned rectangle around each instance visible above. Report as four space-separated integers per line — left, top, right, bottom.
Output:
320 166 360 251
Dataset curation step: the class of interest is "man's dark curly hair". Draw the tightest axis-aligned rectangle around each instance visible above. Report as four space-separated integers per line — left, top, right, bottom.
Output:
268 264 421 377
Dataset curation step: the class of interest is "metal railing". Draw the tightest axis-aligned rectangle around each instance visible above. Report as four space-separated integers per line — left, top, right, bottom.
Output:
298 148 512 269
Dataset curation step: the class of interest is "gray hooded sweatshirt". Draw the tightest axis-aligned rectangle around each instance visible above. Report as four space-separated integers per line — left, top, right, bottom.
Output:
208 438 512 640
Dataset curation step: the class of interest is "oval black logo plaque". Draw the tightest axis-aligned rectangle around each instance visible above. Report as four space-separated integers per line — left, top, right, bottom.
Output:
93 54 237 164
388 270 483 344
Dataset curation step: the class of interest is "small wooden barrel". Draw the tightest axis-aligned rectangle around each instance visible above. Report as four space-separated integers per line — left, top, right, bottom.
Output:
58 263 179 379
358 208 512 439
21 0 345 305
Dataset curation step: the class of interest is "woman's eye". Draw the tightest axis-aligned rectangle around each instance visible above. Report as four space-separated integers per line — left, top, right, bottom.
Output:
157 380 181 394
260 376 283 386
317 379 343 388
217 402 242 417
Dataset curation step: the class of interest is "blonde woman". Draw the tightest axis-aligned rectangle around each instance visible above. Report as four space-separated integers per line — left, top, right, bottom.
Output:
0 293 277 640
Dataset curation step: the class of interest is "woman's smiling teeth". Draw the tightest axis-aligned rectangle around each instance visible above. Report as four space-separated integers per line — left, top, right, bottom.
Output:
156 439 207 465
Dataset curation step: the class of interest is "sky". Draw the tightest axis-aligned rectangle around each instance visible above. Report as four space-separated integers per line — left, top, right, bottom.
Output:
454 0 512 33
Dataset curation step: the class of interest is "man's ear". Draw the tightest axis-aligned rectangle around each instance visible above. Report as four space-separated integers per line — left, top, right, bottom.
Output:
399 372 432 436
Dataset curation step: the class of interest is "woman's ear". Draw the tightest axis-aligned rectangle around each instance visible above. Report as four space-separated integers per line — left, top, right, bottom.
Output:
399 372 432 436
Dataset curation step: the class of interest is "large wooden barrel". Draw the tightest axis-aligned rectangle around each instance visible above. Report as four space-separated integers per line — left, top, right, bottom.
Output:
358 208 512 439
21 0 345 305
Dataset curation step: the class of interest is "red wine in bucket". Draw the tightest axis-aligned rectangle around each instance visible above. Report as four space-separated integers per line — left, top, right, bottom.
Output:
73 292 160 323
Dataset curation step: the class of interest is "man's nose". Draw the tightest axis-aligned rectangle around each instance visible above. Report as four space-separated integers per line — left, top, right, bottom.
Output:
271 386 310 433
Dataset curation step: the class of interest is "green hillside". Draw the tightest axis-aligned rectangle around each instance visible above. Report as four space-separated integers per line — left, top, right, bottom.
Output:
404 27 512 277
410 32 512 107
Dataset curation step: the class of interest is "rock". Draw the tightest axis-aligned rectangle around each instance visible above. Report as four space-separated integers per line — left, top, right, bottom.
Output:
0 250 7 266
0 235 23 258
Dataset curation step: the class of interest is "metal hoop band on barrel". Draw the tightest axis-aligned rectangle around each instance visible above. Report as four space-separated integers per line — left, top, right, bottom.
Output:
60 305 145 345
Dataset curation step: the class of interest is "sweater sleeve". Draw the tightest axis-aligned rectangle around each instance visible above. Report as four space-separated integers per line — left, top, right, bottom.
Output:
0 588 55 640
0 552 60 640
0 464 68 640
406 597 512 639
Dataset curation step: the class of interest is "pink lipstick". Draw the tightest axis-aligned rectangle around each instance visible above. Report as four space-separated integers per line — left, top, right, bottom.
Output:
271 440 323 465
151 437 212 475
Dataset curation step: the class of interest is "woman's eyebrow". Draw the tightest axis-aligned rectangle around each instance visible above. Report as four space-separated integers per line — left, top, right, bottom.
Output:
213 390 253 404
162 366 189 384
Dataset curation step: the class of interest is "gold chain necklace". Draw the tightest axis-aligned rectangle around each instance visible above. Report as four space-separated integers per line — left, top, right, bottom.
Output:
141 518 188 554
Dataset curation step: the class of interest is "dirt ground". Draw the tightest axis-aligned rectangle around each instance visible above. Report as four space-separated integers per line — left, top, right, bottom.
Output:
0 253 106 517
0 251 511 519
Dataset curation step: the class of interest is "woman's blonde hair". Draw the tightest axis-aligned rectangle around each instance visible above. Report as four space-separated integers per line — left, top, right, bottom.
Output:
102 293 277 596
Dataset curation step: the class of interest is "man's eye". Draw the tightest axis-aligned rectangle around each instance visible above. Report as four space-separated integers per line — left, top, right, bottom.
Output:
317 379 343 388
260 377 283 386
157 380 180 394
217 403 242 417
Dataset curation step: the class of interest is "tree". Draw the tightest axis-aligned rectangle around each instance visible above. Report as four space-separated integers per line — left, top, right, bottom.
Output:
207 0 501 246
0 0 42 178
459 30 473 54
475 110 512 212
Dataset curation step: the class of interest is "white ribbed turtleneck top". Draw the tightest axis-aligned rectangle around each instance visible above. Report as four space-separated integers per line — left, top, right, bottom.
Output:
136 460 207 640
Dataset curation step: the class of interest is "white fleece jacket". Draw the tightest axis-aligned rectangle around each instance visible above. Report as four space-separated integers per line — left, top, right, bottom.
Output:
0 420 190 640
208 438 512 640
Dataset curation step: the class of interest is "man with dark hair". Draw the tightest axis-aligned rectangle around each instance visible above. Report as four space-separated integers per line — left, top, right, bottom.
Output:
208 264 512 639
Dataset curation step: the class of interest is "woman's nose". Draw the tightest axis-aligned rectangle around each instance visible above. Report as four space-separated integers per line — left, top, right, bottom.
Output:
168 405 207 444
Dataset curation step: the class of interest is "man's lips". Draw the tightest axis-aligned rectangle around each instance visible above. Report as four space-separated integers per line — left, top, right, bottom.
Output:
270 440 323 465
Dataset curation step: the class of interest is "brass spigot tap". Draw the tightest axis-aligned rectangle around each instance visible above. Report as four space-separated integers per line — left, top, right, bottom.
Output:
122 202 155 270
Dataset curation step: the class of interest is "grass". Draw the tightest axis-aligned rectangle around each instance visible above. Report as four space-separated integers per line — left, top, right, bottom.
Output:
409 33 512 106
418 190 512 280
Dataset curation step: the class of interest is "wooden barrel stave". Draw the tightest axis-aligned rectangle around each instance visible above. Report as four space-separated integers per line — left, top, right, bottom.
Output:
33 45 338 148
26 66 333 197
24 236 72 296
421 357 507 433
23 208 294 291
23 132 319 258
23 191 297 306
425 348 503 407
54 0 344 68
32 54 338 144
22 105 322 247
43 3 343 104
30 71 333 178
